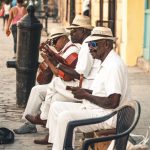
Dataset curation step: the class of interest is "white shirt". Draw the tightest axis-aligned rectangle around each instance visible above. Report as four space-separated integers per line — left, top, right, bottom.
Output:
75 42 93 76
4 4 10 15
48 41 80 81
83 50 130 109
74 42 101 89
82 0 90 12
75 42 101 79
61 41 80 59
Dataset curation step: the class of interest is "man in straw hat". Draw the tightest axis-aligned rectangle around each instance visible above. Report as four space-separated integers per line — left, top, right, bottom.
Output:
14 15 94 136
30 14 97 144
37 15 95 118
13 26 80 134
39 26 130 149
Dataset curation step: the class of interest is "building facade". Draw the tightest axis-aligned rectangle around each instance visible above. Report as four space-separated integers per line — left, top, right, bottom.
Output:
57 0 150 68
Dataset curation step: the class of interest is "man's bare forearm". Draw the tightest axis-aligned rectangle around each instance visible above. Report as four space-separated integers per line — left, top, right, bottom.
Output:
84 94 120 109
47 60 58 76
83 89 92 94
58 64 80 80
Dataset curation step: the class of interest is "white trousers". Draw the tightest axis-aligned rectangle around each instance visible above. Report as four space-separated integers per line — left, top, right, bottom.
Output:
47 101 115 150
22 84 49 120
40 77 93 120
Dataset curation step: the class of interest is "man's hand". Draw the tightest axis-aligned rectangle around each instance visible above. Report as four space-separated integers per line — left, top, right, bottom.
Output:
41 52 49 63
67 86 90 99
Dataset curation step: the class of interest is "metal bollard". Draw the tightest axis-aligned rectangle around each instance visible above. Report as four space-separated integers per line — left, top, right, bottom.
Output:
6 3 42 107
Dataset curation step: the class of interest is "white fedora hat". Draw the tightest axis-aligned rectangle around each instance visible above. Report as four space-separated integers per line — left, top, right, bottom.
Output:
84 27 116 42
49 27 69 39
66 15 93 30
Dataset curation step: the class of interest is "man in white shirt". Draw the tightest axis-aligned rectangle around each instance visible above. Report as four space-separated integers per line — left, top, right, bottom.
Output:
25 15 95 125
36 15 99 123
13 15 93 134
36 27 130 149
13 27 79 134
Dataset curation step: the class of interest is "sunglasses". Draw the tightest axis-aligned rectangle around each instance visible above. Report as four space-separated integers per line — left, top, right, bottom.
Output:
51 37 61 46
88 41 98 48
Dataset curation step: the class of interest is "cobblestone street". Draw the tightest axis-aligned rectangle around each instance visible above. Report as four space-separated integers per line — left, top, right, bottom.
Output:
0 18 53 150
0 18 150 149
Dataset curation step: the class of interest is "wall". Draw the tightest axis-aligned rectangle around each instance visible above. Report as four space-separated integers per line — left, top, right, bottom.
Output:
75 0 82 15
91 0 100 26
115 0 123 54
120 0 144 66
57 0 144 66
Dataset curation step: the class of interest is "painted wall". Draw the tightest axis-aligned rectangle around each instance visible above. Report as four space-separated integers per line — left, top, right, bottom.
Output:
91 0 100 26
75 0 82 15
57 0 144 66
116 0 123 54
58 0 79 26
120 0 144 66
143 0 150 61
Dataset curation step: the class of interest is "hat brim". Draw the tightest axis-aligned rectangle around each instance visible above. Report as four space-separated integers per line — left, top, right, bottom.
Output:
49 33 69 40
66 25 93 30
84 35 116 43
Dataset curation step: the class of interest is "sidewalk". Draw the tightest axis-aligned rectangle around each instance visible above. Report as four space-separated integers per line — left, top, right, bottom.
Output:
0 18 54 150
0 18 150 149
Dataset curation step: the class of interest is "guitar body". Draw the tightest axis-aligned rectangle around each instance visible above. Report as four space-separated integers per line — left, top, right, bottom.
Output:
36 61 53 84
58 53 78 81
37 41 78 83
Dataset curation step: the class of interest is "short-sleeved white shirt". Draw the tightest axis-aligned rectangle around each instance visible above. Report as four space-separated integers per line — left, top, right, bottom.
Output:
75 42 93 77
82 50 130 109
61 41 80 59
75 42 101 79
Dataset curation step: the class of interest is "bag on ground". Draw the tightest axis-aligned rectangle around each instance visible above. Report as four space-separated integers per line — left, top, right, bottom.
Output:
0 127 14 144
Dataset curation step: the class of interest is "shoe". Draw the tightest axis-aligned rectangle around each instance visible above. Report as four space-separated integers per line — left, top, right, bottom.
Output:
13 122 37 134
34 134 50 145
25 114 47 126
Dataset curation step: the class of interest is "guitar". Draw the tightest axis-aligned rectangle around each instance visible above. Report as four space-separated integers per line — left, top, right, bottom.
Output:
36 40 54 84
37 40 78 84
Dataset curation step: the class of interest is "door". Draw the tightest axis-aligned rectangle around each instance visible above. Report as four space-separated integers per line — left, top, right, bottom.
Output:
96 0 116 36
144 0 150 60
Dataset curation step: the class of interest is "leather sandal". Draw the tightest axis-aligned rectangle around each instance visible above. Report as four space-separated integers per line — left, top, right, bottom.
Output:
34 134 50 145
25 114 47 126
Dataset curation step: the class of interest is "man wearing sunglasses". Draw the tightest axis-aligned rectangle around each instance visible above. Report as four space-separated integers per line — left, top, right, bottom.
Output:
41 27 130 149
30 15 101 144
14 15 94 136
13 26 80 134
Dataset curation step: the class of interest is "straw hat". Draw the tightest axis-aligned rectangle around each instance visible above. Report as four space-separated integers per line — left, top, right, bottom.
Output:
49 27 69 39
66 15 93 30
84 27 116 42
